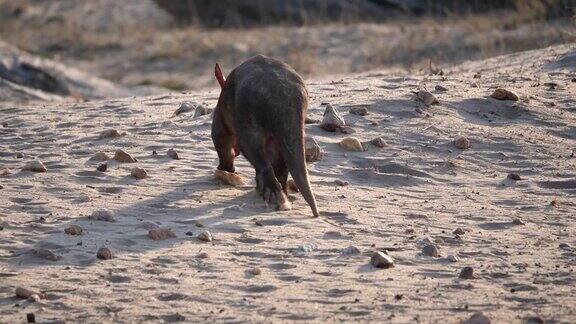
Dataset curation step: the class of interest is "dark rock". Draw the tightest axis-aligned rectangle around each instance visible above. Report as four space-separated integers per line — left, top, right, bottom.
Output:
349 106 368 116
64 225 83 236
370 137 386 148
422 244 439 257
31 249 59 261
167 148 180 160
114 150 137 163
198 230 212 242
435 84 448 92
453 228 466 235
512 218 525 225
491 88 519 101
97 247 113 260
507 173 521 180
462 312 490 324
148 228 176 240
459 266 475 279
96 163 107 172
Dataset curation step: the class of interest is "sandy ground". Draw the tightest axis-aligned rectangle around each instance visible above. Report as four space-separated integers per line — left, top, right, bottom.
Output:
1 44 575 323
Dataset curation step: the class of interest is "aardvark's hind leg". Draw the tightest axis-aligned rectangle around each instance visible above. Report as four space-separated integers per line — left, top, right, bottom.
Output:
272 154 289 195
238 132 290 211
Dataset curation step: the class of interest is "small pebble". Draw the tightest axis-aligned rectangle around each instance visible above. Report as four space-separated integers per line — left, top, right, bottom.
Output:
571 77 576 83
98 129 125 140
349 106 368 116
453 228 466 235
15 287 42 300
334 179 349 186
305 116 319 124
341 246 361 256
198 230 213 242
550 199 558 207
97 247 113 260
371 251 394 269
447 254 460 262
96 163 107 172
340 137 365 152
131 167 148 179
22 160 47 173
370 137 386 148
148 228 176 241
193 106 212 117
0 168 11 177
491 88 519 101
559 243 570 249
507 173 521 180
295 243 317 256
422 244 440 257
305 137 324 162
15 152 24 158
197 252 209 259
167 148 180 160
435 85 448 92
462 312 490 324
64 225 83 236
524 316 544 324
512 218 525 225
459 266 475 279
416 90 438 107
89 209 116 222
454 137 471 150
27 313 36 323
173 101 196 116
32 248 59 261
114 150 137 163
319 104 345 132
250 267 262 276
543 82 558 90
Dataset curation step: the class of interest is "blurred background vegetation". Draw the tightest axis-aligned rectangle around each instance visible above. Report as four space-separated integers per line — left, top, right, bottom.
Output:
0 0 574 93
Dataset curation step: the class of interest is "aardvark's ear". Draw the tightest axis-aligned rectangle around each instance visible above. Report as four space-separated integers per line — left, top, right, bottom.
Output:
215 63 226 88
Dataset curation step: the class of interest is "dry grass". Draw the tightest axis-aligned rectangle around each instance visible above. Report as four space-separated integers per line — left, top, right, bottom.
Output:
0 1 574 91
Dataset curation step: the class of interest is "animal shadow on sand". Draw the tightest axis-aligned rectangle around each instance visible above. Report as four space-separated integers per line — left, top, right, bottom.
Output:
4 173 302 269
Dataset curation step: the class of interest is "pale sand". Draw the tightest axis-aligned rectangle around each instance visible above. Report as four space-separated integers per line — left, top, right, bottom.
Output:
0 44 575 323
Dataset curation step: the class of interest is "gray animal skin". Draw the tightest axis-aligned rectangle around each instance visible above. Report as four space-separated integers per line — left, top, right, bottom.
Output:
211 55 319 217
